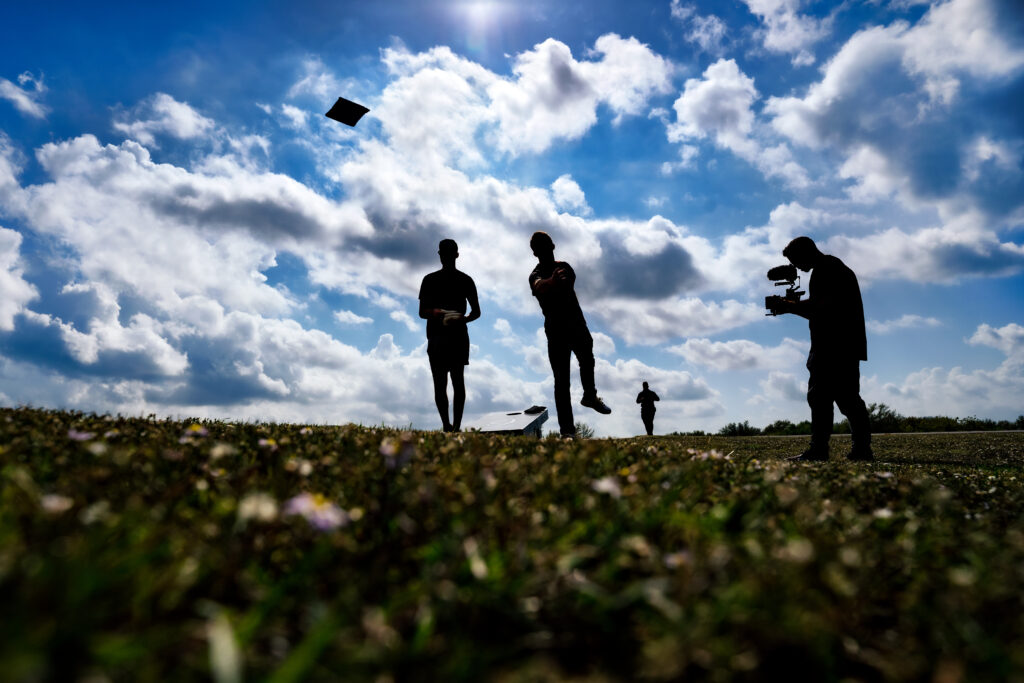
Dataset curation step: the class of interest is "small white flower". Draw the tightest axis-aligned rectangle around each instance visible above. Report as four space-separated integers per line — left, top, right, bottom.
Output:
591 476 622 499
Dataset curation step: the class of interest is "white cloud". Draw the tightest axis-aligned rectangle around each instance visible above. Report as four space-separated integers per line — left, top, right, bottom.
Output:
754 370 807 403
867 314 941 334
968 322 1024 360
826 218 1024 284
112 93 216 147
335 310 373 325
487 34 673 155
668 59 809 187
287 56 351 101
0 227 38 330
594 297 764 345
645 196 668 209
550 174 591 214
280 104 309 130
741 0 830 65
660 143 700 175
390 309 420 333
861 323 1024 420
0 71 48 119
670 1 728 54
766 0 1024 224
668 337 806 370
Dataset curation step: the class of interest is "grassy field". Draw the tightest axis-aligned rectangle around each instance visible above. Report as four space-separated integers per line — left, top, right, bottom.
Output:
2 407 1023 682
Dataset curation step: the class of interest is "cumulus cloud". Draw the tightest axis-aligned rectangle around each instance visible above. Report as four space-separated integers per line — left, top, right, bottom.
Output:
871 323 1024 418
113 93 216 147
867 314 941 334
670 1 728 54
0 227 38 330
668 337 806 371
488 34 674 155
668 59 809 187
335 310 373 325
766 0 1024 223
0 71 48 119
754 370 807 403
741 0 830 66
550 174 591 214
826 218 1024 284
594 297 764 345
968 322 1024 360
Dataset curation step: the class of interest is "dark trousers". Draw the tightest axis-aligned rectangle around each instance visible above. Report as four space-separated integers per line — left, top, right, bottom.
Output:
547 325 596 436
807 355 871 453
641 410 655 436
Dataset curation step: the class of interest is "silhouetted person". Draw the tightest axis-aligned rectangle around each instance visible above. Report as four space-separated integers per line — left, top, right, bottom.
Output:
774 236 872 461
636 381 660 436
419 239 480 432
529 231 611 438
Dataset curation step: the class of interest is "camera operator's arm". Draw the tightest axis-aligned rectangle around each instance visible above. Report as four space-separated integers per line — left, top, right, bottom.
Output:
777 297 813 320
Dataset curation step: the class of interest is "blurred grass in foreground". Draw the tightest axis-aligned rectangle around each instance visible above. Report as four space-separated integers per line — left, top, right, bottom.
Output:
1 407 1023 682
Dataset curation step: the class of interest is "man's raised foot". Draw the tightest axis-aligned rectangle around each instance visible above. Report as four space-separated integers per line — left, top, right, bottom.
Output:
580 394 611 415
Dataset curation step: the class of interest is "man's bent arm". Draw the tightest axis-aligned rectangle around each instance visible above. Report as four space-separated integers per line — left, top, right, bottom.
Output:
464 288 481 324
419 300 441 320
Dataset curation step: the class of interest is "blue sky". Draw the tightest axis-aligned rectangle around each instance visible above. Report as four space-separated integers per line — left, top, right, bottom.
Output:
0 0 1022 435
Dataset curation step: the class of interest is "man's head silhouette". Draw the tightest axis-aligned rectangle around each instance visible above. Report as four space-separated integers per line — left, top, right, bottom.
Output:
439 238 459 268
783 236 822 272
643 381 649 390
530 231 555 261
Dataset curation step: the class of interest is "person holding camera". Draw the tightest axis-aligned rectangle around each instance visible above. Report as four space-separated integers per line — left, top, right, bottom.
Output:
419 238 481 433
772 236 873 462
529 231 611 438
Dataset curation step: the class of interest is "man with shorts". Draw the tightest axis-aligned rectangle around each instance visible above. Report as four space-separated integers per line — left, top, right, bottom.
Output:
529 231 611 438
418 239 480 432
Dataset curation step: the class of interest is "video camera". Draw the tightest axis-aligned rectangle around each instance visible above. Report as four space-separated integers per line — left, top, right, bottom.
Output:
764 264 804 316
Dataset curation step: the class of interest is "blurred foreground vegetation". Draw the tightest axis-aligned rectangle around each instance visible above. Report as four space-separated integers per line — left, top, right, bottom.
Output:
2 407 1024 682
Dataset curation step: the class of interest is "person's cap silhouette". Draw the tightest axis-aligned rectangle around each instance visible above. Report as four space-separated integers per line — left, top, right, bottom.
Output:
325 97 370 126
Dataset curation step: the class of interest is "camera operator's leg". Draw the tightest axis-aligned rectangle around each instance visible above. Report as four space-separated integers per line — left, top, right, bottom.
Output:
547 331 575 436
835 361 872 460
798 357 833 460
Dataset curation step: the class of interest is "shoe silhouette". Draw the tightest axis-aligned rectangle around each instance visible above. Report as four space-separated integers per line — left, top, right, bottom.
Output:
581 394 611 414
846 448 874 461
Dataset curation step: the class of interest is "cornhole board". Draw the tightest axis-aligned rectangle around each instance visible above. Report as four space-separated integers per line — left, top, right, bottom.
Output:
470 407 548 437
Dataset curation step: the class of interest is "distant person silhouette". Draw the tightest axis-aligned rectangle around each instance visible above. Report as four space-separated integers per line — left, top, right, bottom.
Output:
418 239 480 432
528 231 611 438
773 236 872 462
636 381 660 436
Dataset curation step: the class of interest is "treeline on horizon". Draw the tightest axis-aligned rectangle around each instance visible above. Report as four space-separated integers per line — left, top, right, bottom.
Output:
675 403 1024 437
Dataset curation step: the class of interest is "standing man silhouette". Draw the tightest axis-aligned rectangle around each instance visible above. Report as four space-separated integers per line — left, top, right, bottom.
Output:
529 231 611 438
774 236 873 461
636 381 660 436
419 239 480 432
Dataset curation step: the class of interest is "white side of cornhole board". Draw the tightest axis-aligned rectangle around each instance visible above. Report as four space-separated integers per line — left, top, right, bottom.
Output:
470 408 548 437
